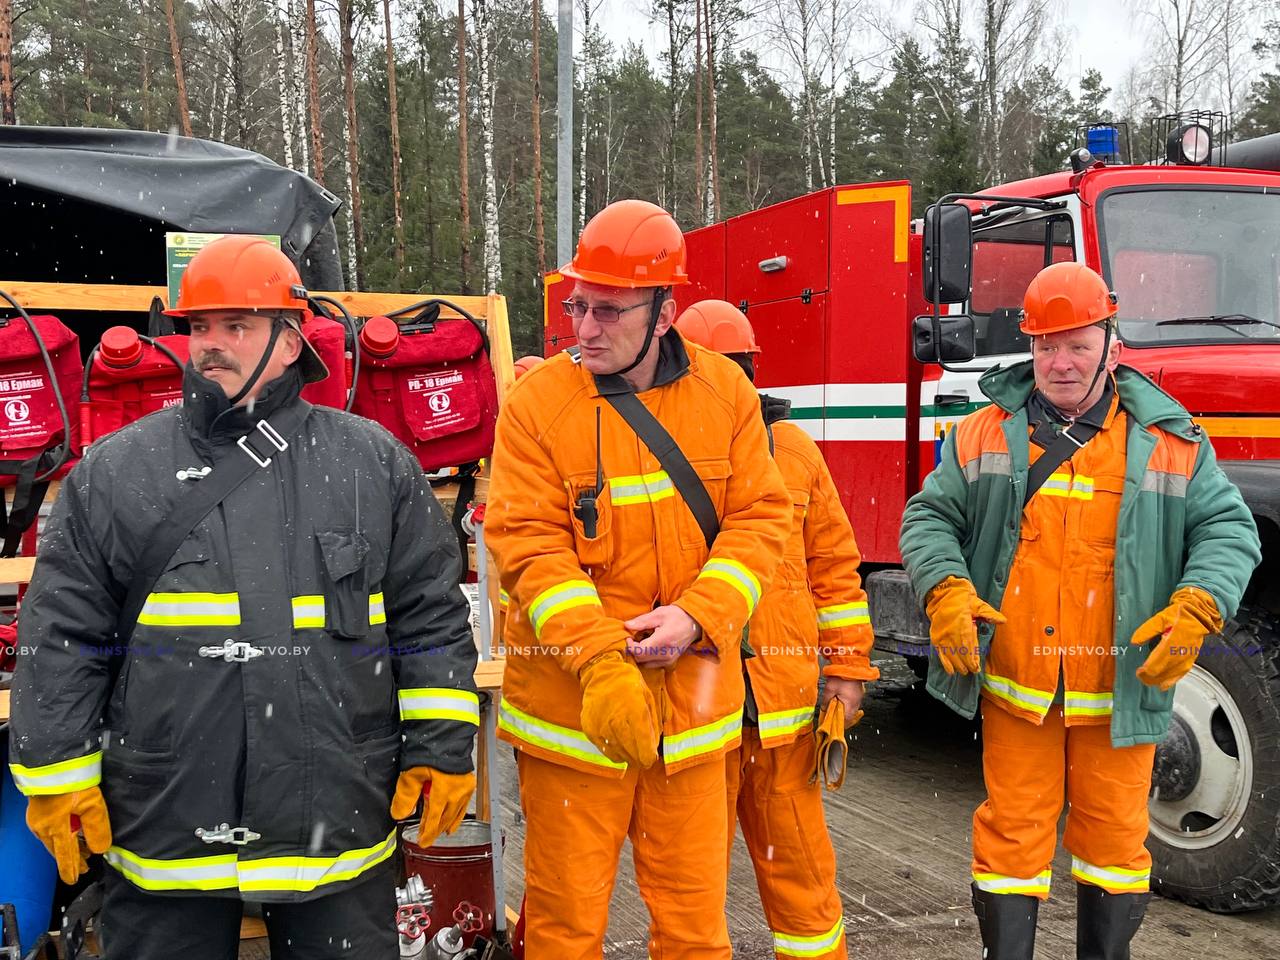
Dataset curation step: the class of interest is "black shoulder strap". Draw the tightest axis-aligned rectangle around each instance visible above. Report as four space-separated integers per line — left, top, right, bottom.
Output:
115 402 312 645
603 392 720 549
1023 419 1104 506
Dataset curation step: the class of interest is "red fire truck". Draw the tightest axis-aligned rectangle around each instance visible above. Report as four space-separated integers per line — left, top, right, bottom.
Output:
544 123 1280 913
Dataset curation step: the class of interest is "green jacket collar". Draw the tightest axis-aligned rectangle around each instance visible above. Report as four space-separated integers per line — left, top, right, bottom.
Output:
978 360 1201 438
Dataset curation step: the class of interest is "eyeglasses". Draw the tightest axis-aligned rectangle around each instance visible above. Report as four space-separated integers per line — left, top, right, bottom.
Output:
561 298 650 324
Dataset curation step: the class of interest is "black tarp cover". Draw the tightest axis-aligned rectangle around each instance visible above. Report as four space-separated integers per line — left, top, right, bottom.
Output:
0 126 343 291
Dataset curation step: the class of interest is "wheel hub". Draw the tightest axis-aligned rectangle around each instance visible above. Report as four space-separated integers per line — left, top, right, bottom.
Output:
1152 714 1201 803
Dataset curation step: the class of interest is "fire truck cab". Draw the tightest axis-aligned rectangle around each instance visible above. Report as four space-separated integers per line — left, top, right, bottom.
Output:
543 125 1280 913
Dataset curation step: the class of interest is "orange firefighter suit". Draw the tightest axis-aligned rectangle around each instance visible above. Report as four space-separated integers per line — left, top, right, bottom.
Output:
725 418 877 960
486 339 791 958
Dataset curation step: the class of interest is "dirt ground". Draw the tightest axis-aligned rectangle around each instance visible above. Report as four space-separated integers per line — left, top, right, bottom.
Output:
238 653 1280 958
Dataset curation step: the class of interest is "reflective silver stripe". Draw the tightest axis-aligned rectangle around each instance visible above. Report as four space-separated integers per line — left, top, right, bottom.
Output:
399 688 481 725
1141 470 1189 498
1063 690 1113 717
1071 857 1149 891
773 917 845 958
972 870 1052 895
369 592 386 625
757 707 814 741
816 602 870 630
528 581 601 638
609 470 675 506
9 751 103 796
664 709 743 765
106 848 239 892
963 452 1012 483
697 559 762 613
238 831 398 893
982 673 1053 716
137 592 241 626
291 595 325 628
497 698 627 770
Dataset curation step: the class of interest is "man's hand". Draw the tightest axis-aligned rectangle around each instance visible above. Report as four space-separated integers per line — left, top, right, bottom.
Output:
625 605 702 668
820 678 865 729
26 787 112 885
1131 586 1223 691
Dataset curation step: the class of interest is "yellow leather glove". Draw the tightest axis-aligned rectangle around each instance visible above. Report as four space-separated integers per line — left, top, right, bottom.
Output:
390 767 477 850
26 787 112 885
925 576 1007 675
579 651 660 769
1130 586 1223 691
814 699 852 791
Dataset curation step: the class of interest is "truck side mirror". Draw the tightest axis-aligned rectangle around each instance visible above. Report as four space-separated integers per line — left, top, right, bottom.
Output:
922 203 973 304
912 314 976 363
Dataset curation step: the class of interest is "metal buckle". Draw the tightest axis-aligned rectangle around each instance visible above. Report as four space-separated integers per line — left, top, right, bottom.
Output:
256 419 289 452
198 640 264 663
1061 423 1088 448
237 433 273 468
195 822 261 845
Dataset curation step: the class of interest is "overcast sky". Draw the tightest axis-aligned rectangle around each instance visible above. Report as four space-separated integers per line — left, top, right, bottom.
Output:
594 0 1146 108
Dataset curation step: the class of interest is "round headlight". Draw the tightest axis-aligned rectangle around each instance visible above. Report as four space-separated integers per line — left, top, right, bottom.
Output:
1179 124 1211 164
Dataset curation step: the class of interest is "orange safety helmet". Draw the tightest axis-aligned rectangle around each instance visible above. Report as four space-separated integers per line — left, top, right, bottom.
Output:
1020 262 1118 336
675 300 761 354
559 199 690 289
513 355 544 378
167 234 328 384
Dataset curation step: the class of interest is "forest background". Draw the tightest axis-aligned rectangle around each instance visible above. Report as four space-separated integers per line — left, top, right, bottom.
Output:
0 0 1276 354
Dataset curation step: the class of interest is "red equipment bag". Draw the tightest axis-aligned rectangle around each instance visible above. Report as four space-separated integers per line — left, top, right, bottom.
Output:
82 326 190 445
349 300 499 472
0 295 82 556
299 312 352 410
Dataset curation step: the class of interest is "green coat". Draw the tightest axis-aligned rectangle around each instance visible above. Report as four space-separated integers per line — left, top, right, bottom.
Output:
899 362 1261 747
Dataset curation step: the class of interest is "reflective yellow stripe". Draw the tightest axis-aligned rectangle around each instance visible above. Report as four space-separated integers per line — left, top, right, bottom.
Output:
137 592 241 626
816 602 870 630
497 698 627 771
663 709 742 766
292 595 325 628
697 559 762 613
982 672 1053 717
369 592 386 625
399 687 481 725
1064 690 1113 718
528 580 601 638
9 751 103 796
1038 472 1093 500
608 470 675 506
973 870 1052 895
499 589 510 609
105 830 397 893
773 917 845 958
757 706 815 742
1071 857 1149 892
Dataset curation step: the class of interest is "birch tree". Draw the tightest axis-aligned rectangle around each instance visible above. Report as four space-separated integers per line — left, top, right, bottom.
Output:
1141 0 1223 114
704 0 719 216
274 0 295 165
765 0 822 190
305 0 324 183
457 0 471 291
975 0 1051 181
473 0 501 292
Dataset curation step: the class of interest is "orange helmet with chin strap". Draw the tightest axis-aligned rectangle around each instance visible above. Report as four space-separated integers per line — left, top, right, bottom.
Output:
559 200 690 289
1020 262 1118 336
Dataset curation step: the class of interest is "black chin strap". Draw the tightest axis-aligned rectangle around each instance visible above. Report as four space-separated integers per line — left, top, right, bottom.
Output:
1072 321 1113 417
227 317 286 407
613 287 667 377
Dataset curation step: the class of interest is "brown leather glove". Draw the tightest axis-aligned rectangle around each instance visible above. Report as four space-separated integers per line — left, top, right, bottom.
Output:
1130 586 1223 691
26 787 112 885
391 767 477 850
925 576 1007 675
579 651 661 768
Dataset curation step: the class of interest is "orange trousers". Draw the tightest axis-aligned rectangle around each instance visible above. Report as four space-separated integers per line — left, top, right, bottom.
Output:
726 728 846 960
517 751 731 960
973 702 1157 899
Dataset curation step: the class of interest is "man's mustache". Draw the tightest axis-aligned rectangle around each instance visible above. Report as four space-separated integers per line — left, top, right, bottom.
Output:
196 351 241 374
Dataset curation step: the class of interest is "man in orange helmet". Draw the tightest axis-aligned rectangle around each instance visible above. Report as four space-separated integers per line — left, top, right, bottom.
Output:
486 201 791 958
676 300 874 960
9 235 479 959
900 262 1260 958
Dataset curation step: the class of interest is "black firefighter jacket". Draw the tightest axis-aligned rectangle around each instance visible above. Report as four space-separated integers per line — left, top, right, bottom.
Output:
8 364 479 901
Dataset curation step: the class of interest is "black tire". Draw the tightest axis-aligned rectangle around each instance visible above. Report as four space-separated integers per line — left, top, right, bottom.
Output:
1148 605 1280 913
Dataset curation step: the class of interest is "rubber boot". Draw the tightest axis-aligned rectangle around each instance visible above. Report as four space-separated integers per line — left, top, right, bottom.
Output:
1076 883 1150 960
971 883 1039 960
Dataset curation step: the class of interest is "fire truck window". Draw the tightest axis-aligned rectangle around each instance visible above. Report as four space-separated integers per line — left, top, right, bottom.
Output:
970 216 1074 356
1100 189 1280 345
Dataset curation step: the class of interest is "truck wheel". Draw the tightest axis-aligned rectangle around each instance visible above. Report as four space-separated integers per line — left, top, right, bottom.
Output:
1148 606 1280 912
